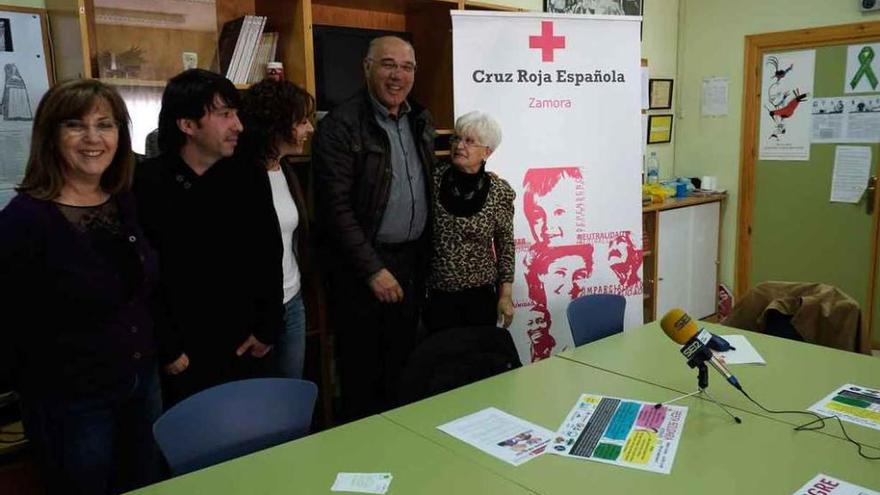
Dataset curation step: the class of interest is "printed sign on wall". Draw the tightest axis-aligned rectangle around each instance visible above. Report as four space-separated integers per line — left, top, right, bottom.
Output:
758 50 815 161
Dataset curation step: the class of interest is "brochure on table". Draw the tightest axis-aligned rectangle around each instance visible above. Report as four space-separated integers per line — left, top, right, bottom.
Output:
437 407 553 466
550 393 688 474
808 384 880 431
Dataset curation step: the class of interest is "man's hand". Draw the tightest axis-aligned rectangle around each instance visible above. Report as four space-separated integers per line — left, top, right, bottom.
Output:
236 334 272 358
497 296 514 328
369 268 403 303
164 353 189 375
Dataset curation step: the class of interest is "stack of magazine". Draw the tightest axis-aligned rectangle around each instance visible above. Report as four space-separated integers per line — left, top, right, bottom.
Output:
218 15 279 85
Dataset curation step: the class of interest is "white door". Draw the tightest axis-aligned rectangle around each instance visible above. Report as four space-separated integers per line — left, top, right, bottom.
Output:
656 202 720 319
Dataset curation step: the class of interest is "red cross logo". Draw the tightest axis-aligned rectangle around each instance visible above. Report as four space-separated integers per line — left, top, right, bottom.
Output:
529 21 565 62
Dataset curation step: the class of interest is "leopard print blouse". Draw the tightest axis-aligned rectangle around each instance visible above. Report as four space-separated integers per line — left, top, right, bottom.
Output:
429 162 516 292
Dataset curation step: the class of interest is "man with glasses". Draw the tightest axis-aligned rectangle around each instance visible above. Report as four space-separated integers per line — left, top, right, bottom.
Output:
134 69 282 404
314 36 435 421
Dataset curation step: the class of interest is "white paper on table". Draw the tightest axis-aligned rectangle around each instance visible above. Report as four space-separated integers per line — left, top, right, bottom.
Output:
830 146 871 203
701 76 728 117
808 384 880 431
331 473 393 494
793 473 879 495
716 335 765 365
436 407 553 466
550 394 688 475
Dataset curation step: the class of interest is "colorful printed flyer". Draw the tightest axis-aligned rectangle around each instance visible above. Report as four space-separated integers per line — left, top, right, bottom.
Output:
793 473 879 495
808 384 880 431
437 407 553 466
550 394 688 474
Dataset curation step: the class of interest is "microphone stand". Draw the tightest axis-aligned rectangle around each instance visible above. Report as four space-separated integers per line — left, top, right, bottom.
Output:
654 361 742 424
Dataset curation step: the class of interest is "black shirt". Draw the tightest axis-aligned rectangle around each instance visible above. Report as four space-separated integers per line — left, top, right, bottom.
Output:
0 192 158 399
133 153 282 365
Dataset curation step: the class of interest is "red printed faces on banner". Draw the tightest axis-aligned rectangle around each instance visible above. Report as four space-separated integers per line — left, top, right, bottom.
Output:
523 167 583 247
518 167 644 362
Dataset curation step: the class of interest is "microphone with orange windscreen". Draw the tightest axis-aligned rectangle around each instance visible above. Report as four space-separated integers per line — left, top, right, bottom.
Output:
660 308 742 391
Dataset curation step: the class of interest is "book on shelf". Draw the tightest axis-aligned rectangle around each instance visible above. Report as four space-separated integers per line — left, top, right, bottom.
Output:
247 32 279 84
218 17 245 81
237 16 264 84
218 15 267 85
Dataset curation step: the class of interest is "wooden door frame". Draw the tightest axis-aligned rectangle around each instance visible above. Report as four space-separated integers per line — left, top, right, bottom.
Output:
736 21 880 351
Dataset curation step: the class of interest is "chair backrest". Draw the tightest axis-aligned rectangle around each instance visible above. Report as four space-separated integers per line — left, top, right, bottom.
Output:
153 378 317 475
398 326 521 405
566 294 626 346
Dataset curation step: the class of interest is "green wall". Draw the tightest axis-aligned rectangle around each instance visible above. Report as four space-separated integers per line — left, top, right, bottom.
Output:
674 0 877 291
642 0 679 180
2 0 45 7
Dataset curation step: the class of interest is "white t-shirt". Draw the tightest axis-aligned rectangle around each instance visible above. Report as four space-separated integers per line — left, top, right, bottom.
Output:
268 169 301 303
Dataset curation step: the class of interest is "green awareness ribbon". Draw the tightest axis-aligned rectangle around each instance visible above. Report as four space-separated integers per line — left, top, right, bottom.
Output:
850 46 878 91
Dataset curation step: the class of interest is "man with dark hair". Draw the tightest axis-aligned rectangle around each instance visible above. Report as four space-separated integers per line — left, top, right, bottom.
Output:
134 69 282 404
313 36 435 421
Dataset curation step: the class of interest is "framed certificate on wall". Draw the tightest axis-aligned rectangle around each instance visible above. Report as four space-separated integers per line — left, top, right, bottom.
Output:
647 114 673 144
648 78 673 110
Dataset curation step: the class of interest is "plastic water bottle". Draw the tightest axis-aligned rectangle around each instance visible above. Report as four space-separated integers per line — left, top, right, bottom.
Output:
646 151 660 184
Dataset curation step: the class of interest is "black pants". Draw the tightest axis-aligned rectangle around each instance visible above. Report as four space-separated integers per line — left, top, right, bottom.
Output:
425 284 498 333
329 241 425 423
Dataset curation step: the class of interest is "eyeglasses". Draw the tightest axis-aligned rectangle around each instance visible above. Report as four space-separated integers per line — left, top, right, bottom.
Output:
450 135 489 149
369 58 417 74
60 119 119 137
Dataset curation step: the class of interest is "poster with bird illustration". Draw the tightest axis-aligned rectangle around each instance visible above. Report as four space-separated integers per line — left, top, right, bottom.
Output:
758 49 815 161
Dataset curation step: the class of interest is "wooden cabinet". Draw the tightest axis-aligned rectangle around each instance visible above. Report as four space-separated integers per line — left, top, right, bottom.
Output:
642 195 725 322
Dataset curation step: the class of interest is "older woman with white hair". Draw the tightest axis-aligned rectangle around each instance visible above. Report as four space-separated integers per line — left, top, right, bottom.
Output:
425 111 515 332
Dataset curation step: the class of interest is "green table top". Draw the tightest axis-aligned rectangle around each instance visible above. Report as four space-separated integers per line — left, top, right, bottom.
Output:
383 357 880 494
127 415 537 494
558 322 880 448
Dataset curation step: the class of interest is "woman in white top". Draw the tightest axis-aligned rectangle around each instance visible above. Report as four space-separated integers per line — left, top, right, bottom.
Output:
239 79 315 378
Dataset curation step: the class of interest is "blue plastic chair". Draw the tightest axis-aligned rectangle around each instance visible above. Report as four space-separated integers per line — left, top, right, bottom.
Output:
566 294 626 346
153 378 318 475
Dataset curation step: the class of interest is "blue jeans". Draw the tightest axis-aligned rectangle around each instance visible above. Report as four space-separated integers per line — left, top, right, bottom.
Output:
276 292 306 379
20 362 163 495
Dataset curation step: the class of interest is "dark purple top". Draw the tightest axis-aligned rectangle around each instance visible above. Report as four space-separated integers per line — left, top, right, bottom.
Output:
0 192 159 399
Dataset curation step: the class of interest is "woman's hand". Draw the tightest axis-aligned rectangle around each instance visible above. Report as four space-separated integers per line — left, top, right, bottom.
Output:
497 282 514 328
164 353 189 375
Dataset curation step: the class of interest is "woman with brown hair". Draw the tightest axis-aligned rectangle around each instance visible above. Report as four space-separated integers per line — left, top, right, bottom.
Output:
0 79 162 494
237 79 315 379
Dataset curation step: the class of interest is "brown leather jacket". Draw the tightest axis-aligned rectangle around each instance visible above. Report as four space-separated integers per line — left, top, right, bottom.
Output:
722 281 870 354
